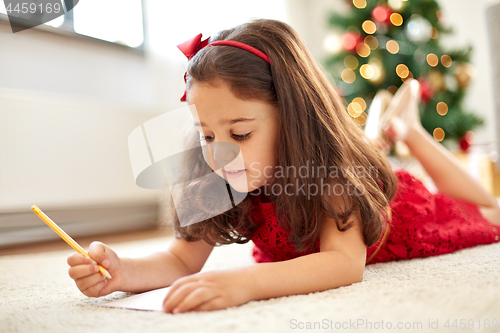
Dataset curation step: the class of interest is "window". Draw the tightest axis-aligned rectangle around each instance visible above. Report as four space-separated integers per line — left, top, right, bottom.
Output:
0 0 144 50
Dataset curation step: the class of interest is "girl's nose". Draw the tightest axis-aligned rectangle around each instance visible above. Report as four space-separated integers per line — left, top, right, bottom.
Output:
210 142 239 167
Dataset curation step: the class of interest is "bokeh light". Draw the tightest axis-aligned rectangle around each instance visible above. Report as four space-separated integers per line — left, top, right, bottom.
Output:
353 111 368 126
436 102 448 115
426 53 439 67
441 55 452 67
386 40 399 54
344 55 359 70
341 33 359 51
364 35 379 50
388 0 404 10
360 64 375 79
324 32 343 54
396 64 410 78
368 58 385 84
433 127 445 141
356 43 371 57
402 72 414 82
372 6 389 22
348 102 364 117
342 69 356 84
352 97 367 111
390 13 403 26
428 26 439 39
362 20 377 34
353 0 367 9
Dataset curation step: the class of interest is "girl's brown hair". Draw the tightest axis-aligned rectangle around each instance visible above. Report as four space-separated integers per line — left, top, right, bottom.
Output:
171 18 398 252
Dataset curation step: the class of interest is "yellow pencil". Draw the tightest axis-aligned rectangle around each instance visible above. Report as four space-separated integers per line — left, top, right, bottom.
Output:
31 205 112 280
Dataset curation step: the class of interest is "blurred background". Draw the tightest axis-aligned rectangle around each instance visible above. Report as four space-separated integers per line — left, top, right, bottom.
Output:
1 0 499 248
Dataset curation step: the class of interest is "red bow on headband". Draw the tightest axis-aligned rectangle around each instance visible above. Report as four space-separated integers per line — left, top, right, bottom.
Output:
177 33 271 102
178 33 210 60
177 33 210 102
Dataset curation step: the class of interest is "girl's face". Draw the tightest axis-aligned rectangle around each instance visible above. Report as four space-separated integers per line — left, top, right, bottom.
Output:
187 79 279 193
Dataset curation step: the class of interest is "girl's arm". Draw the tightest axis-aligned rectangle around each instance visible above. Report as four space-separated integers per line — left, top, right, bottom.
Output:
162 210 367 314
120 237 215 293
245 210 367 301
67 237 214 297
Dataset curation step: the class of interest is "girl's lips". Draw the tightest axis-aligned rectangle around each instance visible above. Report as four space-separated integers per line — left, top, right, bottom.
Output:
224 169 246 179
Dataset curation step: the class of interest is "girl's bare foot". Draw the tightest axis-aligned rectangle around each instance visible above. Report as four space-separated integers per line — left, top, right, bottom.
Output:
381 79 421 143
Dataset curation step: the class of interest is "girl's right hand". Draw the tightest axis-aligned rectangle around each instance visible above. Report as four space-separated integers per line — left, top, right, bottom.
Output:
67 241 124 297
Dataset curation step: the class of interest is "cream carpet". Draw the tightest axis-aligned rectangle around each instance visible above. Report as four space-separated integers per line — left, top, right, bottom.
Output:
1 231 499 333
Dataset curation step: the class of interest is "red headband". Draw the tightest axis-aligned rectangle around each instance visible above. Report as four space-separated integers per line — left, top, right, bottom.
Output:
177 33 271 102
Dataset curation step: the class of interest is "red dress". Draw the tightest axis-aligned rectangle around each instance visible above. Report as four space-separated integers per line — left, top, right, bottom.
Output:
248 168 500 265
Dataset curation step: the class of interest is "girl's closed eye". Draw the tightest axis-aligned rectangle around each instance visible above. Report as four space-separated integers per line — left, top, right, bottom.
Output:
199 133 251 142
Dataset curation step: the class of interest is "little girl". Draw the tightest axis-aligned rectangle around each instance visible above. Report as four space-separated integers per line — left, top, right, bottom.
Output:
67 18 500 314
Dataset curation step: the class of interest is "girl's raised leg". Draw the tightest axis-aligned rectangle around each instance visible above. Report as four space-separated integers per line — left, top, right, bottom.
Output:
402 123 500 225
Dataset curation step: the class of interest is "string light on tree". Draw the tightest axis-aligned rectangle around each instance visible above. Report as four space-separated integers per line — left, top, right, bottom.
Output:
368 58 385 85
323 32 343 54
341 31 363 52
372 5 393 25
362 20 377 34
433 127 445 141
436 102 448 115
388 0 405 11
347 101 364 117
428 27 439 39
364 35 379 49
353 0 367 9
396 64 410 79
390 13 403 26
405 14 431 43
386 40 400 54
402 71 414 82
441 55 452 67
353 111 368 126
344 55 359 70
348 97 368 126
341 68 356 84
356 43 371 57
352 97 367 111
360 64 375 79
426 53 439 67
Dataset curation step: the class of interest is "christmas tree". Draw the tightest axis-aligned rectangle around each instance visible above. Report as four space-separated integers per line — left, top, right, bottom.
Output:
324 0 483 151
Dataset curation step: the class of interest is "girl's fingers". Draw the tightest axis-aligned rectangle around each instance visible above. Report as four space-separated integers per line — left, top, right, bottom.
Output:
163 281 200 313
191 296 224 312
67 253 96 266
82 279 108 298
172 287 218 314
75 271 107 292
163 275 199 302
68 263 99 280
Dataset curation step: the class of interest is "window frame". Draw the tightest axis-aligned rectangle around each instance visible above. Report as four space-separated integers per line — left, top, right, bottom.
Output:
0 1 146 54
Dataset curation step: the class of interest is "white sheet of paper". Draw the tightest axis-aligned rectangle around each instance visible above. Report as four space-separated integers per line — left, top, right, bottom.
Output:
97 286 172 311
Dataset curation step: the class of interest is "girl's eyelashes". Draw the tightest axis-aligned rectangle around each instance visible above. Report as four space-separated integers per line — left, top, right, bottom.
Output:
199 133 251 142
232 133 251 141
